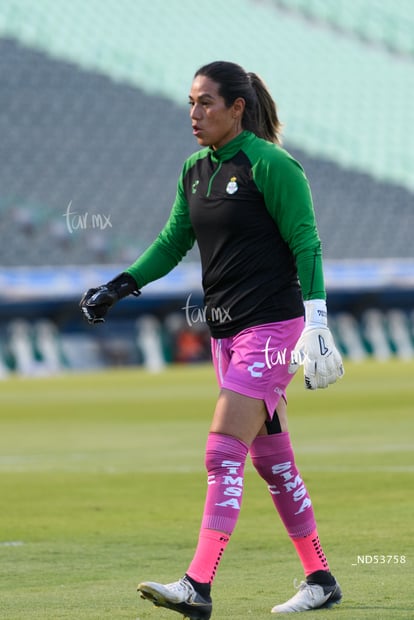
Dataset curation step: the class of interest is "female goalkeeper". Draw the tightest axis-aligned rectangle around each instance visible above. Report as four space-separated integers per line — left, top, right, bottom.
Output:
80 60 344 618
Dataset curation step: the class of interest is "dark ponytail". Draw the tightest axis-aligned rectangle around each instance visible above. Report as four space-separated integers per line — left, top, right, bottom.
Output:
194 61 282 144
247 72 282 145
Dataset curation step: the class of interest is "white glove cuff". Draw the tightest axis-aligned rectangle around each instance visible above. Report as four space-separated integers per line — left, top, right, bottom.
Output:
304 299 328 328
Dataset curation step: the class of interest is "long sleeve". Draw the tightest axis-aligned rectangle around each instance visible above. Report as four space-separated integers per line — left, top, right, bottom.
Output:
126 175 196 288
253 148 326 300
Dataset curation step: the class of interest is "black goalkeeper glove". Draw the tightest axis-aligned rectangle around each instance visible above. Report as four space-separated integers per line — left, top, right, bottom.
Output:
80 272 140 325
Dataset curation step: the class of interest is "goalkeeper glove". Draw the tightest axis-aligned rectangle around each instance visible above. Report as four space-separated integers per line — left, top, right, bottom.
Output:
288 299 344 390
80 272 140 325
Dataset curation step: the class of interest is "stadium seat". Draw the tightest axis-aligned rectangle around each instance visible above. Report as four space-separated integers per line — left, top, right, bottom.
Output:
135 315 166 372
361 309 392 360
387 309 414 359
332 312 367 361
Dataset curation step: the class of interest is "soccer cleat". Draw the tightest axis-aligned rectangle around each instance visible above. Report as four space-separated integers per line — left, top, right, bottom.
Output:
138 575 212 620
271 578 342 613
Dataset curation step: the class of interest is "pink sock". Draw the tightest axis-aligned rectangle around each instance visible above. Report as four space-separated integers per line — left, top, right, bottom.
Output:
250 433 316 538
187 433 249 584
186 528 230 585
250 433 329 575
291 528 330 576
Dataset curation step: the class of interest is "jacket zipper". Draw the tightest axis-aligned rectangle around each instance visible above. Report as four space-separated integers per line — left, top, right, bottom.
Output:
206 161 223 197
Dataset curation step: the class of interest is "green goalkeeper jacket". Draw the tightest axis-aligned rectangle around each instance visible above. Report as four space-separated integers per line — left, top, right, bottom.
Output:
126 130 325 337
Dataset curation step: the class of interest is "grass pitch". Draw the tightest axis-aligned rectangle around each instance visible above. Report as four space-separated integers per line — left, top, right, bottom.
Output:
0 360 413 619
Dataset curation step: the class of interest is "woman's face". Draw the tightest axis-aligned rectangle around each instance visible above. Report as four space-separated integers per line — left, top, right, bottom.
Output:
189 75 243 150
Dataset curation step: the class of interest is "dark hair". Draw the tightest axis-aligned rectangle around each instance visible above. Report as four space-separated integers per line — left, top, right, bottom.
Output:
194 61 282 145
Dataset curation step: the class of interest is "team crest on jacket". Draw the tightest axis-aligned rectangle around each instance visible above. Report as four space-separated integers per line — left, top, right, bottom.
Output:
226 176 238 194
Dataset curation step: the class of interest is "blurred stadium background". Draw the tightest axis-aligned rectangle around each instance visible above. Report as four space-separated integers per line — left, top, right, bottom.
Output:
0 0 413 376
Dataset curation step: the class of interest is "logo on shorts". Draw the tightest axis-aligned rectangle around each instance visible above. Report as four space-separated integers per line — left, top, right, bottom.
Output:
247 361 265 378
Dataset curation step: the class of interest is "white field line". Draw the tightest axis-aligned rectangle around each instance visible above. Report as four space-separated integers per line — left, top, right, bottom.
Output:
0 453 412 474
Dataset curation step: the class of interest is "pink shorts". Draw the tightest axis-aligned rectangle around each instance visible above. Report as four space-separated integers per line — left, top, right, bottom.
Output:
211 318 304 419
